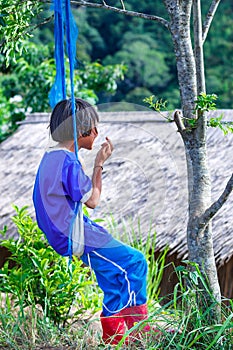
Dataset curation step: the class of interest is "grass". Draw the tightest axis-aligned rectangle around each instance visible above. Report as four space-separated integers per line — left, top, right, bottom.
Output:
0 296 102 349
1 296 232 349
0 285 232 349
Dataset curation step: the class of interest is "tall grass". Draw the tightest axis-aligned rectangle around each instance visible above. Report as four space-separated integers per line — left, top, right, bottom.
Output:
0 291 104 349
106 214 169 302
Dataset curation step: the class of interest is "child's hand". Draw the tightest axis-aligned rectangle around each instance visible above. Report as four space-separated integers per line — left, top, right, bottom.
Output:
95 137 113 166
105 137 114 152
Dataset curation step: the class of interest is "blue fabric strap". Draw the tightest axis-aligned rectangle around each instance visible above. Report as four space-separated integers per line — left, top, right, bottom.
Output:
65 0 79 158
49 0 80 261
49 0 79 158
49 0 66 107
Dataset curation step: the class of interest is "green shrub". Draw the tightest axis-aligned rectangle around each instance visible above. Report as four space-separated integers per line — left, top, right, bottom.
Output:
0 206 101 326
0 89 25 143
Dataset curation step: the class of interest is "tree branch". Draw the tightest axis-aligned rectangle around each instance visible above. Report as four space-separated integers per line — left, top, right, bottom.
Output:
119 0 125 11
193 0 206 95
174 110 186 133
71 0 170 29
198 173 233 228
32 14 54 31
202 0 221 43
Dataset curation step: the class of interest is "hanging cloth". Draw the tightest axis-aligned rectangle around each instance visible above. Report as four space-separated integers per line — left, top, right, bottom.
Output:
49 0 79 158
49 0 81 262
49 0 66 107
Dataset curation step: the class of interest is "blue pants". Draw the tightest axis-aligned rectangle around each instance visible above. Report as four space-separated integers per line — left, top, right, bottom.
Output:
80 239 148 316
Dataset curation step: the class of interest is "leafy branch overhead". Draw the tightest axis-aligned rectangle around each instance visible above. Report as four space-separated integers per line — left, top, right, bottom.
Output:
0 0 221 64
0 40 126 142
0 0 169 64
144 93 233 135
0 0 44 64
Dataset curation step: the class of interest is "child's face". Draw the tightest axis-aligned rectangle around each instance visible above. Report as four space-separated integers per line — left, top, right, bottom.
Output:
78 127 98 150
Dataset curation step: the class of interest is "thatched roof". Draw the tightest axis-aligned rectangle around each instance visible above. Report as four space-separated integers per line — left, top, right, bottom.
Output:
0 109 232 266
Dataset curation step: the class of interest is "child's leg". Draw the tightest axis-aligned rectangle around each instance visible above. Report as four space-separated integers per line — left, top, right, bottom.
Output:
80 238 148 316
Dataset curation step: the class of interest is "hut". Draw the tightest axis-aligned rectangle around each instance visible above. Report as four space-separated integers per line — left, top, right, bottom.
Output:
0 109 232 300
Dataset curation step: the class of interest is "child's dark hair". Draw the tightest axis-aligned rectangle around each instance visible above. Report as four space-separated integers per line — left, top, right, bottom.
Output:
49 98 99 142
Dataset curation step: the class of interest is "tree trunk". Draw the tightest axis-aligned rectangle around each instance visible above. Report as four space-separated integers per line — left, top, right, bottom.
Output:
184 132 221 305
164 0 221 320
165 0 196 120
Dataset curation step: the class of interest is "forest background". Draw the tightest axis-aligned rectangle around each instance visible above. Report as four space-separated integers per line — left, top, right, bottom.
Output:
0 0 233 140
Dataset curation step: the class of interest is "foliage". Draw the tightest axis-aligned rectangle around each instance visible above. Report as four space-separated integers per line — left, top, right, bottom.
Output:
204 1 233 108
0 206 167 327
194 92 218 113
77 61 127 96
168 263 233 349
1 1 233 108
0 91 25 142
77 0 233 108
143 94 174 122
103 32 172 105
13 43 55 112
207 115 233 135
0 206 101 326
0 0 43 65
143 95 168 112
144 93 233 134
0 40 126 142
194 93 233 134
0 40 126 113
121 217 168 301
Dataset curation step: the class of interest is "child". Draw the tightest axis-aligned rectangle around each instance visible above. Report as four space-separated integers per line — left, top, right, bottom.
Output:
33 98 152 345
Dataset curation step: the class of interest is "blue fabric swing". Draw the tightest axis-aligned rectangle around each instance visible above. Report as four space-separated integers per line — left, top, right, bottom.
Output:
49 0 80 262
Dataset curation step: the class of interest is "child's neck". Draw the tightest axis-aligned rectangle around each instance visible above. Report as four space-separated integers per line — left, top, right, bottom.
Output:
58 140 74 152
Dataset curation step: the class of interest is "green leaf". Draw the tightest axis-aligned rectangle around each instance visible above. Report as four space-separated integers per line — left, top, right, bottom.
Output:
0 15 6 27
194 93 218 113
208 113 233 134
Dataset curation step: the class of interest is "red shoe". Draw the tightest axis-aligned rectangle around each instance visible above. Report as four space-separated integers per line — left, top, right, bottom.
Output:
120 304 151 338
100 312 128 345
121 304 178 340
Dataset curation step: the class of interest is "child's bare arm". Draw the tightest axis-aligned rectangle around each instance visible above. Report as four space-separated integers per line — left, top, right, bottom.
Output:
85 137 113 209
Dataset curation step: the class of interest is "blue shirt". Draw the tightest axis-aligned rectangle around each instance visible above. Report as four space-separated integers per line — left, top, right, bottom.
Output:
33 149 112 256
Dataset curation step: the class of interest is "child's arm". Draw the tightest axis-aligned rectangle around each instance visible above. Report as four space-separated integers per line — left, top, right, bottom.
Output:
85 137 113 209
